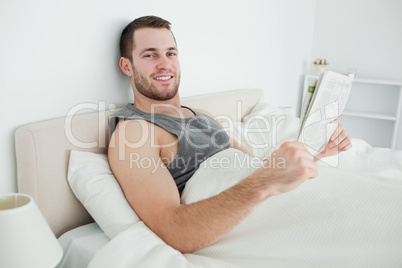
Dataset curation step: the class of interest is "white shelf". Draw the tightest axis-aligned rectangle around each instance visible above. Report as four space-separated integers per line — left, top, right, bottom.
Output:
301 74 402 149
305 75 402 86
343 110 397 121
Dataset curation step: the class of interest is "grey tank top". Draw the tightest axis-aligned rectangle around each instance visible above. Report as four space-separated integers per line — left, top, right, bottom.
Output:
109 103 230 194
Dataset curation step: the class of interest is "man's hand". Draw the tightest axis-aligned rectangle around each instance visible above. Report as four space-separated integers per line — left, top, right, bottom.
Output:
315 123 352 160
253 141 319 198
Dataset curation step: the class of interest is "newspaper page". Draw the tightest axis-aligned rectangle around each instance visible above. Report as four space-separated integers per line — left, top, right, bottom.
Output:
298 71 354 155
300 78 319 121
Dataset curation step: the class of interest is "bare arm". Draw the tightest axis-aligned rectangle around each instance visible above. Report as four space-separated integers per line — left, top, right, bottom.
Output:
108 120 317 253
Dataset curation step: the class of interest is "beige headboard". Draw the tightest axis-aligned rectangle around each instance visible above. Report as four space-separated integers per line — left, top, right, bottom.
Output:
15 88 263 237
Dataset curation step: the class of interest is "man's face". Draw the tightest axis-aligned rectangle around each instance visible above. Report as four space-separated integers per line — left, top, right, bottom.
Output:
130 27 180 101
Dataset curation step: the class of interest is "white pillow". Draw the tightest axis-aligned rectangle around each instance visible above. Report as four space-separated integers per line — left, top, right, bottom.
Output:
223 100 300 159
67 150 140 239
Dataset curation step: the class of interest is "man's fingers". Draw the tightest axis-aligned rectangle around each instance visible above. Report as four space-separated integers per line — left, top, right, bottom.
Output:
341 143 352 151
280 141 314 161
338 137 352 151
307 167 319 179
329 129 348 148
330 123 343 141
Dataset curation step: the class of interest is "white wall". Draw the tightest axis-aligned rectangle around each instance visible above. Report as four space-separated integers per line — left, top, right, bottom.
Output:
0 0 317 193
312 0 402 149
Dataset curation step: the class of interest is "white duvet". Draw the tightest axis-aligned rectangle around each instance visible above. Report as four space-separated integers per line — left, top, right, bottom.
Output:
89 102 402 268
89 148 402 268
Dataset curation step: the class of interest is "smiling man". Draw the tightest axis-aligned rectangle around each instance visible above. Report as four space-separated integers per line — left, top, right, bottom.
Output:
107 15 352 253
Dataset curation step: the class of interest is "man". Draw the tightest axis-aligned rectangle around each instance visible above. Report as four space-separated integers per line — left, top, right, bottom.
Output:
108 16 352 253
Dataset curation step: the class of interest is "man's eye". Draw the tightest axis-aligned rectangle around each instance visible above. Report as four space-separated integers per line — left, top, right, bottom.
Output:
144 54 153 58
167 52 176 56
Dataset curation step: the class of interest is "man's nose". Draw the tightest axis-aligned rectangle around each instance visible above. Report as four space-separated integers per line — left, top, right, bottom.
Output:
156 55 171 70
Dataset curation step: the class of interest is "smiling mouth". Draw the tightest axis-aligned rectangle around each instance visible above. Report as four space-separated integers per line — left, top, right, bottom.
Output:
153 75 173 81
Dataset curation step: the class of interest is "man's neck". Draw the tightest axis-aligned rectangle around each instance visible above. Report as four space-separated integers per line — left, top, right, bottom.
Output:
132 93 192 118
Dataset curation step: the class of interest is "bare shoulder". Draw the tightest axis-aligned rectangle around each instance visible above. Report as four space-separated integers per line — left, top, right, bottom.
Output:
110 119 153 145
108 119 159 181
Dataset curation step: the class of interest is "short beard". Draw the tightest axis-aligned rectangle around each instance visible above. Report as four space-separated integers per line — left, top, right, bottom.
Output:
132 63 180 101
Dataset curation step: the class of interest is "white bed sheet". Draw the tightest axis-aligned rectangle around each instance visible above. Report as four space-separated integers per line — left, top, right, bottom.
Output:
85 149 402 268
57 223 109 268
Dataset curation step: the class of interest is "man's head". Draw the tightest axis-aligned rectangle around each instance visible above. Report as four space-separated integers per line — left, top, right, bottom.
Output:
119 16 180 101
120 16 173 62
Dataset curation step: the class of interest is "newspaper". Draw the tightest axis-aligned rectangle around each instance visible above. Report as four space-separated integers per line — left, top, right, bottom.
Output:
298 71 354 155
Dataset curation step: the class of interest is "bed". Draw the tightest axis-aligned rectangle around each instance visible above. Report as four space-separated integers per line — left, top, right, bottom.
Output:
15 88 402 268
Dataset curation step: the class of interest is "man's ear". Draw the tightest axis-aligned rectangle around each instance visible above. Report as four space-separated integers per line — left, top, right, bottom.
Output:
119 57 133 77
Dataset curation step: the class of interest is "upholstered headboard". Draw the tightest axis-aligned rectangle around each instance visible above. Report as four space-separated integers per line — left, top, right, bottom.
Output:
15 88 263 237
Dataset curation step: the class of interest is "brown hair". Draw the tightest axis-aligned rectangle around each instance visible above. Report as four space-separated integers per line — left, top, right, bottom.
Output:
119 16 172 61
